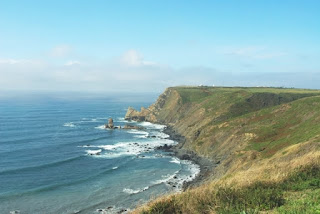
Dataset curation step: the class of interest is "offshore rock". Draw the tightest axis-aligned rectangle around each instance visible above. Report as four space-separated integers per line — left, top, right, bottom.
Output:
108 118 114 128
122 124 143 130
105 118 117 129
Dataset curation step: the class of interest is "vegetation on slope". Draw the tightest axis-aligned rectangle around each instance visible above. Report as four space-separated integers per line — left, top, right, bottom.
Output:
127 86 320 213
136 164 320 214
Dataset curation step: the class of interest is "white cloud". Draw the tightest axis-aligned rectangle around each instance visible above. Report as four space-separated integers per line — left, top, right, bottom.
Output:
0 50 318 93
50 45 73 57
120 50 156 66
64 60 81 66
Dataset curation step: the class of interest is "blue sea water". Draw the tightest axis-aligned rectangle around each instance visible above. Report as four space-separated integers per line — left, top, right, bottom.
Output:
0 93 199 214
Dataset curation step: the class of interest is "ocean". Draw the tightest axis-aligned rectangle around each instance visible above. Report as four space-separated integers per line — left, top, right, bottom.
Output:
0 93 199 214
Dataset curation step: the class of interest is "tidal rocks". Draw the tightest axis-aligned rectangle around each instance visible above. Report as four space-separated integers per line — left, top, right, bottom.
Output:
104 118 142 130
156 144 172 151
122 124 143 130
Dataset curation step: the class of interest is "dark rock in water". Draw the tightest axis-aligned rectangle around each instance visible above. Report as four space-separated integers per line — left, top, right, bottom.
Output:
156 144 172 151
216 160 221 164
105 118 117 129
107 206 113 209
104 118 122 129
173 176 177 179
181 154 191 160
150 135 157 138
122 124 143 130
117 209 127 213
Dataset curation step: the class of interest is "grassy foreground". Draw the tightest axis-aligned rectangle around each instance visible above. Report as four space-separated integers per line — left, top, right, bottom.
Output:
135 164 320 214
128 86 320 213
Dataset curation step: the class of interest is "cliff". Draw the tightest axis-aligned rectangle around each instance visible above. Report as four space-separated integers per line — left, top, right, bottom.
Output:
128 86 320 213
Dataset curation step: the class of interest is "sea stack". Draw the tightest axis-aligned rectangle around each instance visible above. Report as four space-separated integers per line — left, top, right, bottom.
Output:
108 118 114 128
105 118 114 129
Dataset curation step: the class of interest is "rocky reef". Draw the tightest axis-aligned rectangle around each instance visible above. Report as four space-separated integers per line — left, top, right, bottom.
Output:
104 118 142 130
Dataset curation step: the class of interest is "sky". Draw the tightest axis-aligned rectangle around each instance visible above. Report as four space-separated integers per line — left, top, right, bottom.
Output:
0 0 320 93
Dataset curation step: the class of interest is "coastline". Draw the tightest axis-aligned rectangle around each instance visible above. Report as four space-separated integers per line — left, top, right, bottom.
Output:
161 125 215 190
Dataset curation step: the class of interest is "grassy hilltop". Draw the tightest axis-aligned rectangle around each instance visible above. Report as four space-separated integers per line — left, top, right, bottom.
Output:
128 86 320 214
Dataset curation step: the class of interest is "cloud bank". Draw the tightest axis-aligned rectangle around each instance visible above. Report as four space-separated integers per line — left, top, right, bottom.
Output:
0 48 319 93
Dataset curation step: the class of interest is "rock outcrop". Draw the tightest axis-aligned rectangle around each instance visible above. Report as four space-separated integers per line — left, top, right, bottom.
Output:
125 106 156 122
124 88 175 123
122 124 143 130
104 117 143 130
105 118 115 129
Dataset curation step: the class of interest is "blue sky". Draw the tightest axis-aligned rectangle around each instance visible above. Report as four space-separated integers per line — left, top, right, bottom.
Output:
0 0 319 92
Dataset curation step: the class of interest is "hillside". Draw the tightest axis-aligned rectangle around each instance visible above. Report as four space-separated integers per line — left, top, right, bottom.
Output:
126 86 320 213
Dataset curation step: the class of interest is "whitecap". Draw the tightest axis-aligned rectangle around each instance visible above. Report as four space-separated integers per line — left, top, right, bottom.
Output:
127 130 149 135
63 122 76 127
150 159 201 191
94 125 106 130
81 135 176 159
83 141 153 159
149 131 170 139
123 186 149 194
139 122 166 130
181 160 201 182
169 160 200 190
112 166 118 170
170 157 181 164
86 149 102 155
133 135 148 139
152 170 180 185
116 117 128 123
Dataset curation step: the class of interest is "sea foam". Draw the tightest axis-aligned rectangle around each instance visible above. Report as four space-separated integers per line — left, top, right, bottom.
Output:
86 149 102 155
123 186 149 194
63 122 76 127
139 122 166 130
94 125 105 130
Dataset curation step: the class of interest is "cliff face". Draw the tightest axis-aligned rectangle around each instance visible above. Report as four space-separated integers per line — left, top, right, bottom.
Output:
125 86 320 182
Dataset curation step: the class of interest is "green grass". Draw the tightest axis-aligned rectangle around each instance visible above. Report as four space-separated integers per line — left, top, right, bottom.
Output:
139 165 320 214
244 96 320 157
276 189 320 214
215 182 284 213
143 87 320 213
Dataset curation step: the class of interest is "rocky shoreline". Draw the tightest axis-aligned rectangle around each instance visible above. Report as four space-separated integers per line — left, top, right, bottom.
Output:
158 125 215 190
